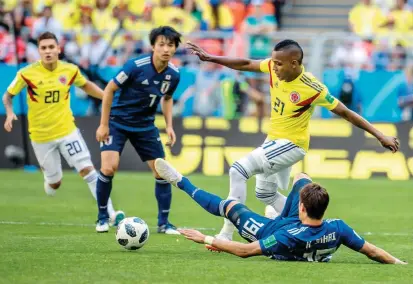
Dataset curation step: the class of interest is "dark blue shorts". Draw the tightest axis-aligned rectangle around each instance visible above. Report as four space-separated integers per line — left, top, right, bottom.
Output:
100 123 165 162
226 178 312 243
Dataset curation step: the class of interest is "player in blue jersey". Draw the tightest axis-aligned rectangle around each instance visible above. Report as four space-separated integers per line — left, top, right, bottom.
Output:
94 26 182 234
154 158 407 264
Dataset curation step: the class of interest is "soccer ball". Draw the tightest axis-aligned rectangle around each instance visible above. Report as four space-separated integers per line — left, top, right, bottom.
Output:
116 217 150 250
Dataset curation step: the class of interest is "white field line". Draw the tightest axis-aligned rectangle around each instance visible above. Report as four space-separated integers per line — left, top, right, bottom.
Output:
0 221 411 236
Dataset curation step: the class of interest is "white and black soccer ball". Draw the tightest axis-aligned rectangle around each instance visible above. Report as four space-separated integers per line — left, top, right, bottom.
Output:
116 217 149 250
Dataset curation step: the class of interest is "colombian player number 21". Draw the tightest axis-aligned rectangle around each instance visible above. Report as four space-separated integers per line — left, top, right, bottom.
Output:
273 97 285 115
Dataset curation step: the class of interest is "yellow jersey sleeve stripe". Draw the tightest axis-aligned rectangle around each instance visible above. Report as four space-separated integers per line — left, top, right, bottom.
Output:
300 75 324 93
259 58 271 73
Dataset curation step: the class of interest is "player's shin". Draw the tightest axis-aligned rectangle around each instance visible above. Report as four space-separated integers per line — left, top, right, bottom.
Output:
155 178 172 226
255 178 286 214
177 177 226 217
96 171 113 220
84 170 116 217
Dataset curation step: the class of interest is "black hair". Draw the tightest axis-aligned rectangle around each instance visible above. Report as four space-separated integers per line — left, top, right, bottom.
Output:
274 39 304 64
37 31 58 45
149 26 182 48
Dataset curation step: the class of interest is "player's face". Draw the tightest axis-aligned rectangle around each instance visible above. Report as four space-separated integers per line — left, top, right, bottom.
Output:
152 36 176 62
271 50 299 81
38 39 60 65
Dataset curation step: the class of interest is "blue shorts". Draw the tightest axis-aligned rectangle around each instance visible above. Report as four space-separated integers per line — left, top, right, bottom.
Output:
226 178 313 243
100 122 165 162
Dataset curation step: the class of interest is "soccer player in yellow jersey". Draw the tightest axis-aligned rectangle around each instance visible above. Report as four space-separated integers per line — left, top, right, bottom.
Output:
187 39 400 244
2 32 124 226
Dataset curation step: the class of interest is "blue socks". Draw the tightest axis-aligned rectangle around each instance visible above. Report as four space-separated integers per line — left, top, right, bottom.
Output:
177 177 226 217
155 178 172 226
96 171 113 221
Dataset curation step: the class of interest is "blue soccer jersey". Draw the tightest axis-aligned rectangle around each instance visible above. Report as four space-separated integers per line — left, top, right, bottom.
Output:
110 54 180 131
258 218 365 262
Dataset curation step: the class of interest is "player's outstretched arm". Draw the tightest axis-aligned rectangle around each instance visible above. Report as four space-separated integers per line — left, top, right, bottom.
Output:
179 229 262 258
331 102 399 153
96 80 118 142
359 242 407 264
81 81 104 100
161 95 176 147
2 92 17 132
186 41 262 72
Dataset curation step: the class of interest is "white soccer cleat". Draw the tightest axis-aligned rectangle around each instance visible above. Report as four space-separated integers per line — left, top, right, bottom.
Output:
110 210 126 227
154 158 182 187
44 182 57 196
96 219 109 233
157 223 180 235
265 205 280 220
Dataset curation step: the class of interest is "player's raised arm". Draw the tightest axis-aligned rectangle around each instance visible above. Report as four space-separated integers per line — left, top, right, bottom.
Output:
331 102 399 153
179 229 262 258
359 242 407 264
186 41 262 72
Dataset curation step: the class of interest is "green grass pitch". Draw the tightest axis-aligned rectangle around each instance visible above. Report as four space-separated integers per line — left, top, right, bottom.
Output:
0 170 412 283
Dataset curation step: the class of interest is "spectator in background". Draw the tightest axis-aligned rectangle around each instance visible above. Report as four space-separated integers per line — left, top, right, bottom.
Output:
374 0 396 14
53 0 77 33
152 0 199 34
388 43 407 71
124 4 153 53
272 0 285 28
32 6 62 40
386 0 413 46
372 39 391 70
0 22 13 63
398 64 413 121
349 0 385 37
242 1 277 59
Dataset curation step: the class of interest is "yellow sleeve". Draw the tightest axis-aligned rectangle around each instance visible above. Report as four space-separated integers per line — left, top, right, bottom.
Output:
314 88 339 110
7 72 27 96
73 67 87 87
259 58 271 73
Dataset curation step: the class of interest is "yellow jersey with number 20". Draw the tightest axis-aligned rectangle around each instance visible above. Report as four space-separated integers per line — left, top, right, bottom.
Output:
7 60 87 143
260 59 339 151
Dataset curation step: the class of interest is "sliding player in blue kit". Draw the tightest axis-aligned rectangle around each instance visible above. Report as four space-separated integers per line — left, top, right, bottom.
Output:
95 26 182 234
155 158 406 264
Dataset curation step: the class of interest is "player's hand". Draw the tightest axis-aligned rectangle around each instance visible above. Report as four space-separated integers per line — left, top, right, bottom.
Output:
178 229 206 244
379 136 399 153
165 126 176 147
4 113 17 132
186 41 212 61
96 124 109 143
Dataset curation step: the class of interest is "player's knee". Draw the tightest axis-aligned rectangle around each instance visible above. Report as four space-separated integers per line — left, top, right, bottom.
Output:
78 166 94 177
224 200 240 217
293 172 311 185
229 163 249 181
100 165 117 176
49 180 61 189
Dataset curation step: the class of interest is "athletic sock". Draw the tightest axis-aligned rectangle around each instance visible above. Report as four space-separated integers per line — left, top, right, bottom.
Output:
155 178 172 226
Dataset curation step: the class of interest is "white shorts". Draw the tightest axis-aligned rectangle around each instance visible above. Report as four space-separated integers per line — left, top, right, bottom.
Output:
237 138 306 190
31 129 93 184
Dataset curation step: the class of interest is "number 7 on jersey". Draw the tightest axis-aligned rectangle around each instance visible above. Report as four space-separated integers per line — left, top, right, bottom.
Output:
149 94 157 107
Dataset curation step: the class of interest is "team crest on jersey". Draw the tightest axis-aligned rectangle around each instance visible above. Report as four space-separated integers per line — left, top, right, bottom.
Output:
59 75 67 85
289 91 300 103
160 81 171 94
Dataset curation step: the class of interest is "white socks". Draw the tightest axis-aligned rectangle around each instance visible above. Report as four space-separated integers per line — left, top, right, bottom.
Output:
83 170 115 217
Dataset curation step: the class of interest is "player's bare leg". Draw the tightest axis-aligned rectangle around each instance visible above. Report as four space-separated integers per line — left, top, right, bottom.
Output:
147 159 180 235
96 151 121 233
78 165 124 227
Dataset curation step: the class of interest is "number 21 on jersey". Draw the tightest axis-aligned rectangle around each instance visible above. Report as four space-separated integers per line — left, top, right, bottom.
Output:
273 97 285 115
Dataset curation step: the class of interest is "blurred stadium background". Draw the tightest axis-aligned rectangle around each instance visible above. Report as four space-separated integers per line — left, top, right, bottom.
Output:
0 0 412 180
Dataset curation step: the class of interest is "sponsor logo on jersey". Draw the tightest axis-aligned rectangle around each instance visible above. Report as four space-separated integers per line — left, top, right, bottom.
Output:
160 81 171 94
142 79 149 85
165 75 171 80
290 91 300 103
325 93 335 104
59 75 67 85
116 71 128 84
263 235 277 248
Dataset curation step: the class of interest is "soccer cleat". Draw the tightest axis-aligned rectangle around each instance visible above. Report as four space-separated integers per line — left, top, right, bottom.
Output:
265 205 279 220
110 210 126 227
205 233 232 252
157 223 180 235
96 219 109 233
154 158 182 187
44 182 57 196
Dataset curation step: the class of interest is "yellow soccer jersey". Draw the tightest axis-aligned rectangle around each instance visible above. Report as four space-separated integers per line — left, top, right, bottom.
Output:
7 60 87 143
260 59 339 151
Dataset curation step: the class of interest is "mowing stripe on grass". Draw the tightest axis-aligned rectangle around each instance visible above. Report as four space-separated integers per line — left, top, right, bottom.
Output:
0 220 411 236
